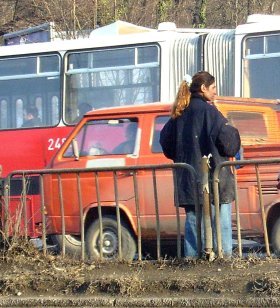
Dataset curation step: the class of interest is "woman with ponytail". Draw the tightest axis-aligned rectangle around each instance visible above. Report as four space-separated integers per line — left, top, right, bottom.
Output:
160 71 240 258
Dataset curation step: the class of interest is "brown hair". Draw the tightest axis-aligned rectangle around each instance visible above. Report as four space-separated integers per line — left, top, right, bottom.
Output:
25 106 39 118
171 71 215 118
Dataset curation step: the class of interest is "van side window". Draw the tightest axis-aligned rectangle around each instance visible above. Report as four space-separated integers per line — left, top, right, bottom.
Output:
152 116 169 153
63 118 138 157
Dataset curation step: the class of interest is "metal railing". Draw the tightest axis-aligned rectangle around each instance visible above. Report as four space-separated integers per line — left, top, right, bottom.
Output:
2 163 200 261
213 158 280 258
1 158 280 261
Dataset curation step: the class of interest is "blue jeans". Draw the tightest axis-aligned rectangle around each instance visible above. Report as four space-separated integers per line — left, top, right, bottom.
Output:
184 203 232 257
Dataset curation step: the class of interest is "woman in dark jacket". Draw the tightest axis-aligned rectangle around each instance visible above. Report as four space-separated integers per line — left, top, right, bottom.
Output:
160 71 240 258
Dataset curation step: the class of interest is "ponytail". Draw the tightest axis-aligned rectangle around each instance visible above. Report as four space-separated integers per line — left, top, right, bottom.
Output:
171 81 191 118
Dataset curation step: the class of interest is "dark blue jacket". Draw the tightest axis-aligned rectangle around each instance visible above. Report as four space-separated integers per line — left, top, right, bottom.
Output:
160 94 240 206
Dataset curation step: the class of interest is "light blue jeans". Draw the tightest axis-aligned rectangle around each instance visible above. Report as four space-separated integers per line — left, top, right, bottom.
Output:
184 203 232 257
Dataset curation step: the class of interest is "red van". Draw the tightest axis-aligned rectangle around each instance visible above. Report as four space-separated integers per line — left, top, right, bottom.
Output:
44 97 280 260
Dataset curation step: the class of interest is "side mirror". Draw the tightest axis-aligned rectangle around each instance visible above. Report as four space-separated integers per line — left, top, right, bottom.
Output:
72 138 80 161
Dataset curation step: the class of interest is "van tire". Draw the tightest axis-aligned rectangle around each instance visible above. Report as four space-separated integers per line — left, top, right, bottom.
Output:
271 217 280 255
86 215 136 261
50 234 82 257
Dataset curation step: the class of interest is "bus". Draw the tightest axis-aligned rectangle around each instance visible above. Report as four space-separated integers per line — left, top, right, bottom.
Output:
1 14 280 238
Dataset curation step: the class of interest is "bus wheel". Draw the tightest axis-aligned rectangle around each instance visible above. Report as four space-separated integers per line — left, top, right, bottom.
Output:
50 234 82 257
86 215 136 261
271 217 280 255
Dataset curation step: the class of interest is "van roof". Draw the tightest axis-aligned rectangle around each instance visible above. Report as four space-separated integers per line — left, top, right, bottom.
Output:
84 96 280 118
216 96 280 105
85 102 172 118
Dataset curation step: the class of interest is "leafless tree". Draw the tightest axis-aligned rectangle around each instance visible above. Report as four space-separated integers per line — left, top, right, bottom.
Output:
1 0 280 37
30 0 98 38
192 0 207 28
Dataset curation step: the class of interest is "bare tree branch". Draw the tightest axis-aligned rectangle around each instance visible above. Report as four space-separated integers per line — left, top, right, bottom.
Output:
1 0 280 36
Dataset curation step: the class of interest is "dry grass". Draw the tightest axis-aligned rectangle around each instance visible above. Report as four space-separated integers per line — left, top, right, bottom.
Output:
248 273 280 296
0 239 279 300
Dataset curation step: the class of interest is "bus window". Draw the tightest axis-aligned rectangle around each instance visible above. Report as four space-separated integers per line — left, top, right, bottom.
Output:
0 54 61 130
243 34 280 99
21 105 42 128
65 106 77 124
51 96 59 126
35 97 43 123
0 99 8 129
40 55 60 73
65 45 160 124
16 99 24 128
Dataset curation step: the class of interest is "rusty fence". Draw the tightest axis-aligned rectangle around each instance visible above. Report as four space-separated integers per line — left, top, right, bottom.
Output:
2 163 200 261
1 158 280 261
213 157 280 259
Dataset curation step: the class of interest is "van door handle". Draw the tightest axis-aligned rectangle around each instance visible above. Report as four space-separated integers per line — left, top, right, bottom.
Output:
117 171 135 177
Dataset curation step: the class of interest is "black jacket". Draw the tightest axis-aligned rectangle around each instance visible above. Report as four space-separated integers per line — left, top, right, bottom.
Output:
160 94 240 207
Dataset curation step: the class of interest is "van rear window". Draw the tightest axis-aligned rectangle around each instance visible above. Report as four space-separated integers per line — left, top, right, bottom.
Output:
227 111 268 144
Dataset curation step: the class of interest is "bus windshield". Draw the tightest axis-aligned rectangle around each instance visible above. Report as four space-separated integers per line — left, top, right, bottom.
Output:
65 45 160 124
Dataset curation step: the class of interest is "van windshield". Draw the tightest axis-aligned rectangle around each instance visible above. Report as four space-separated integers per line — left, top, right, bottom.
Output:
64 118 138 157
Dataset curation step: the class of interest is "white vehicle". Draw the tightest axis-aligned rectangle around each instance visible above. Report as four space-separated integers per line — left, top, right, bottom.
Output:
1 15 280 131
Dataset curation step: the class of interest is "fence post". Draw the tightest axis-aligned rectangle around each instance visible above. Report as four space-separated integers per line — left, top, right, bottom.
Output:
3 177 10 239
201 156 214 260
255 164 271 257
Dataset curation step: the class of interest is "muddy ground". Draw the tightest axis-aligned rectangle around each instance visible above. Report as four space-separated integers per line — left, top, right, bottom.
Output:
0 241 280 307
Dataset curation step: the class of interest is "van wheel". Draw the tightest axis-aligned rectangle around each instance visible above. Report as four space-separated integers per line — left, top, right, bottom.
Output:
271 217 280 255
86 215 136 261
50 234 82 257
